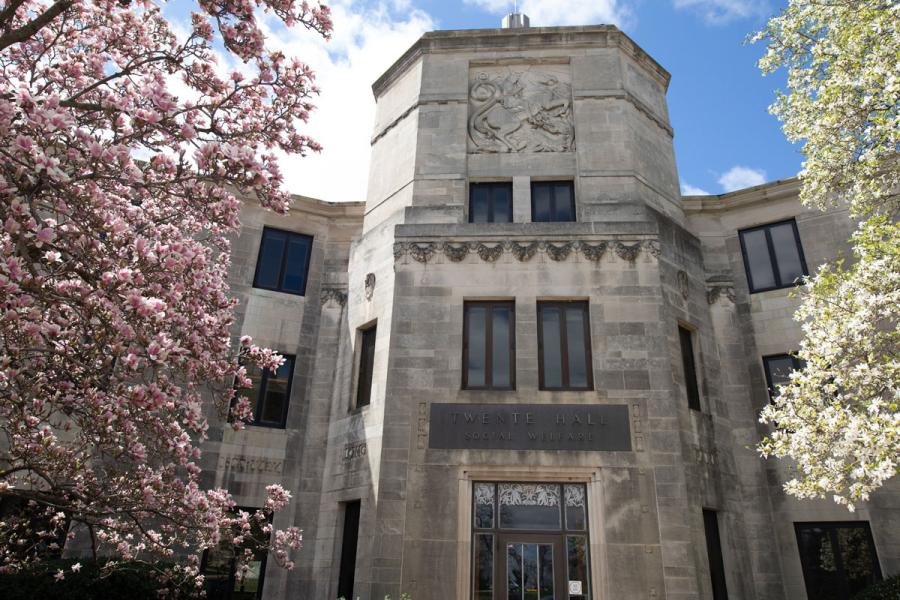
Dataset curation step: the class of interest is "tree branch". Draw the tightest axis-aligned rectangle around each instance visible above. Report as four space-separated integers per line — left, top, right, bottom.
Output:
0 0 74 52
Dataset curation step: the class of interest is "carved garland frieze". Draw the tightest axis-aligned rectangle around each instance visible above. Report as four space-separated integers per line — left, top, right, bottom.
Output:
706 285 736 305
392 239 658 265
320 288 348 306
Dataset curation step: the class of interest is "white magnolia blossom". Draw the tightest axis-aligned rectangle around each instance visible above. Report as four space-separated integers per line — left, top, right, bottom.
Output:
754 0 899 218
759 220 900 510
754 1 899 509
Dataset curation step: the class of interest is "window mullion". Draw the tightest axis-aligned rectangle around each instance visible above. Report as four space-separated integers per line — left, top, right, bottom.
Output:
485 304 494 388
764 228 781 288
559 304 570 388
277 234 290 290
487 188 495 223
257 369 269 422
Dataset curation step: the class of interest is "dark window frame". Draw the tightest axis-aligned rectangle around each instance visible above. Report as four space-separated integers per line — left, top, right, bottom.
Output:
468 182 514 224
354 323 377 409
252 226 314 296
537 301 594 391
337 500 361 600
678 325 702 411
702 509 729 600
200 506 271 600
471 482 592 600
462 301 517 391
738 219 808 293
531 180 576 223
234 354 296 429
762 353 804 400
794 521 882 600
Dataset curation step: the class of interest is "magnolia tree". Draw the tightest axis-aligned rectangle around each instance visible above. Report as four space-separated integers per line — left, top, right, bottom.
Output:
0 0 331 586
753 0 899 509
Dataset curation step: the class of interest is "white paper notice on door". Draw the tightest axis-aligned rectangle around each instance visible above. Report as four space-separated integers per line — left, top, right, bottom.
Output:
568 581 583 595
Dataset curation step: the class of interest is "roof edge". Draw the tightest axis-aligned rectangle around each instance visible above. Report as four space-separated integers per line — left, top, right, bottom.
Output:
371 25 671 99
682 176 802 212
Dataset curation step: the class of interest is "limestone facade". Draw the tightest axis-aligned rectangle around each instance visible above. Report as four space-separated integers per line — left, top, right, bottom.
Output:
202 24 900 600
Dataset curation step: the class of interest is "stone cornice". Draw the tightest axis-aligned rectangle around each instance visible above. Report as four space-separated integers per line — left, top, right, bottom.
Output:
393 239 659 264
372 26 670 99
682 177 801 214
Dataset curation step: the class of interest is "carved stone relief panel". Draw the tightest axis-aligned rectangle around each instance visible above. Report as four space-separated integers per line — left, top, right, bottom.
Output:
467 64 575 154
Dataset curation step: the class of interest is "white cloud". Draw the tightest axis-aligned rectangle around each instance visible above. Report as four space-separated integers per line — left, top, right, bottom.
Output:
680 181 711 196
260 1 434 202
718 165 767 192
464 0 632 27
672 0 769 24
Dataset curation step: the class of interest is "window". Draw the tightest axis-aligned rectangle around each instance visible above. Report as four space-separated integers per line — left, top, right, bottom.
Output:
738 219 808 293
469 182 513 223
237 355 295 428
703 509 729 600
463 301 515 390
355 324 377 408
201 508 270 600
337 501 361 600
795 522 882 600
531 181 575 222
537 301 593 390
678 326 701 411
253 227 313 295
472 482 591 600
762 353 804 399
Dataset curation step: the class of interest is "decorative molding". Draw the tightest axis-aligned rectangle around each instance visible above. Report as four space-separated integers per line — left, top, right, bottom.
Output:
393 239 657 264
706 284 736 305
544 241 573 262
320 288 347 307
468 67 575 154
441 242 470 262
508 241 539 262
364 273 376 300
614 241 642 262
474 242 503 262
676 270 689 300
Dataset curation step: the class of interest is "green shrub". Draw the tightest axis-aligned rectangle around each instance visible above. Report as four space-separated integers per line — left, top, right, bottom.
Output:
0 558 192 600
853 575 900 600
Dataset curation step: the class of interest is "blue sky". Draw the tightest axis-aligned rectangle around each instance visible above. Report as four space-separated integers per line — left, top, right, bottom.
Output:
173 0 800 201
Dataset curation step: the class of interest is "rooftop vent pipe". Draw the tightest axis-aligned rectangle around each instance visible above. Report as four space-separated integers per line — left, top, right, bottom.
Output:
501 12 530 28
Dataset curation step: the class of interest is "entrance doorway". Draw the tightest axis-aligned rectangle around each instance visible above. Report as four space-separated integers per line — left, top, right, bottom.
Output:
472 482 591 600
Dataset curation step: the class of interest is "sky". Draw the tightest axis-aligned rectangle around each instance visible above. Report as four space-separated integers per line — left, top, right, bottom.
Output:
170 0 802 201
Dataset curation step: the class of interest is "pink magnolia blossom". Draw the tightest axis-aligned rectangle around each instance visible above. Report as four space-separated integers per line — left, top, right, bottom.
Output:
0 0 331 588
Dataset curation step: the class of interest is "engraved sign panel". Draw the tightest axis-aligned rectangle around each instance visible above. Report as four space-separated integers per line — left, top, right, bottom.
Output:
468 64 575 154
428 404 630 451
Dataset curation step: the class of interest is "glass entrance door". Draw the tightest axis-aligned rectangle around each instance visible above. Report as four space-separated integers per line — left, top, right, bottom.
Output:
472 482 592 600
499 534 565 600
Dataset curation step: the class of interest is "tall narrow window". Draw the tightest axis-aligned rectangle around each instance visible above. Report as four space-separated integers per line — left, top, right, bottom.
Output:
355 324 377 408
236 355 295 428
762 353 804 400
337 501 361 600
795 522 882 600
531 181 575 222
739 219 808 293
678 326 701 411
469 182 513 223
537 301 593 390
253 227 314 295
703 509 729 600
463 301 515 390
201 507 270 600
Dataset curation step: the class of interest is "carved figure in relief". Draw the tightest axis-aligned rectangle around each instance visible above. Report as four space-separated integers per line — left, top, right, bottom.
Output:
468 69 575 153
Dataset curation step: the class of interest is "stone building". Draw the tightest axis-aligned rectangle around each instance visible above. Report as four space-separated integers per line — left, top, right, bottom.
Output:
199 17 899 600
